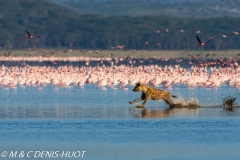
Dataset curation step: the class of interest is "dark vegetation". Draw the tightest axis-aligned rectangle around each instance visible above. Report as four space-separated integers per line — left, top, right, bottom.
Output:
54 0 238 18
0 0 240 50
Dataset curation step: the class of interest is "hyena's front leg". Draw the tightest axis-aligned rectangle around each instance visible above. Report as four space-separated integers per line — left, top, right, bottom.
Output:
142 95 151 107
129 93 145 104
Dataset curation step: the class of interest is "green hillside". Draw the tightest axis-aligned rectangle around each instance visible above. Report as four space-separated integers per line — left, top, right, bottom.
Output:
53 0 240 18
0 0 240 50
0 0 80 49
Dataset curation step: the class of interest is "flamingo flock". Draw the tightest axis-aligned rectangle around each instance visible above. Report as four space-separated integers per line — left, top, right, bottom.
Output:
0 28 240 90
1 63 240 89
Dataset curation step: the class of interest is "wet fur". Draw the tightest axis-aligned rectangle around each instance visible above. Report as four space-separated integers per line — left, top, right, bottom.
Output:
129 82 177 107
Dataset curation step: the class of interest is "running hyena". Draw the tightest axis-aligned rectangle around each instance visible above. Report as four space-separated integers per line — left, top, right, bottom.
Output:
129 82 177 107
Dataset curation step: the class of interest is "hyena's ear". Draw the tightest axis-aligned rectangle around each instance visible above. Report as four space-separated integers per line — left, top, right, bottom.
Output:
136 82 141 86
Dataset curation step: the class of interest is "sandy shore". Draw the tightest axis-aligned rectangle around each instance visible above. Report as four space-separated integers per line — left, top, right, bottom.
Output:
1 49 239 58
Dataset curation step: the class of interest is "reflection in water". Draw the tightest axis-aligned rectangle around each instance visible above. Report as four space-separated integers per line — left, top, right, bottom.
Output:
223 106 237 112
141 108 171 118
140 107 200 118
0 106 131 119
1 105 239 119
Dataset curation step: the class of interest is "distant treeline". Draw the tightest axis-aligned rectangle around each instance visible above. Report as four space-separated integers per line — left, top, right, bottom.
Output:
0 0 240 50
54 0 239 17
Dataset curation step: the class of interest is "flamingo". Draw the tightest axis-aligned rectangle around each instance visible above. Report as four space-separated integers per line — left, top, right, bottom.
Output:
90 46 105 54
194 36 213 46
3 51 11 57
187 53 202 61
206 53 215 57
24 31 40 39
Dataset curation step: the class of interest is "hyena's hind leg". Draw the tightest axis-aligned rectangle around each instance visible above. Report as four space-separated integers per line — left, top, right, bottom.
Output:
129 93 145 104
164 94 177 106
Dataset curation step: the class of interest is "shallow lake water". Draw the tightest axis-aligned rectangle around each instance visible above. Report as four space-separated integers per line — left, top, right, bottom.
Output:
0 84 240 118
0 84 240 160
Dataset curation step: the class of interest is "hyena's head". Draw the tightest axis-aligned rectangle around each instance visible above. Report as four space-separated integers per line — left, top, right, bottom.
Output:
133 82 145 92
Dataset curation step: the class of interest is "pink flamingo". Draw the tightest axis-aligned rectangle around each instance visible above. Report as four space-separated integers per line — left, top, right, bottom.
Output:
206 52 215 57
24 31 40 39
3 51 11 57
194 35 213 46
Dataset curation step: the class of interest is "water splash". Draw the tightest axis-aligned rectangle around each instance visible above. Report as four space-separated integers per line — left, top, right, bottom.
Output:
170 97 201 108
223 96 237 111
223 96 237 107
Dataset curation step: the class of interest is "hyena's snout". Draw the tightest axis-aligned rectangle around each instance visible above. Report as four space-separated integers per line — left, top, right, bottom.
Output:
132 87 139 92
133 83 141 92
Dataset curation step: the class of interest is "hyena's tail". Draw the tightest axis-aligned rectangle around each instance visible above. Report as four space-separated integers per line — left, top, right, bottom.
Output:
172 95 177 98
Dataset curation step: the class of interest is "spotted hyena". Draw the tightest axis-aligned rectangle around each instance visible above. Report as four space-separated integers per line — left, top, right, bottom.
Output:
129 82 177 107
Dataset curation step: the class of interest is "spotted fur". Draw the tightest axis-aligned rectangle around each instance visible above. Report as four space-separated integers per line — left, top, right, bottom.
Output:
129 82 177 107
